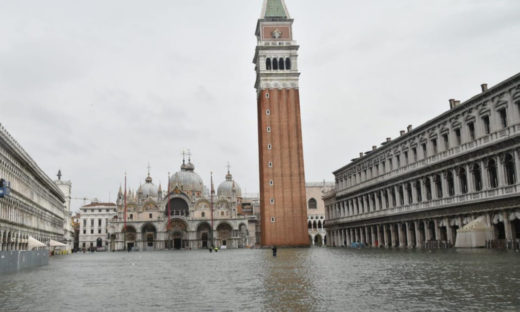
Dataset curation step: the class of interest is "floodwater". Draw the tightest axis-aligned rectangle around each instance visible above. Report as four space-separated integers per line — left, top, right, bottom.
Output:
0 248 519 312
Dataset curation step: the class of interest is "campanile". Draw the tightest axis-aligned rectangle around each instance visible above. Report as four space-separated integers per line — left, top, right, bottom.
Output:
254 0 308 247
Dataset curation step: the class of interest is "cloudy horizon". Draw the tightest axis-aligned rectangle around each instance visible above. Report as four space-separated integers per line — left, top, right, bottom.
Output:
1 0 519 212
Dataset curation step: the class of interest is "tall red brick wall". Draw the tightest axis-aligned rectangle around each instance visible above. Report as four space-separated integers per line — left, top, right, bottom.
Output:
258 88 309 247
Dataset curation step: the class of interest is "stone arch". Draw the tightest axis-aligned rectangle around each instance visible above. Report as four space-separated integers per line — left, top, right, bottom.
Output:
308 220 312 229
141 223 157 248
459 167 468 194
488 158 498 188
266 58 271 70
504 153 516 185
165 197 189 217
216 222 233 248
314 234 323 247
196 222 211 248
472 163 483 191
273 58 278 70
278 58 284 70
285 57 291 70
308 198 317 209
166 219 188 250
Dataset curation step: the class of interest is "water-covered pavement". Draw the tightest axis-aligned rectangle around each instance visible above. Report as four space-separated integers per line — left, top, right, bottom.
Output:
0 248 519 312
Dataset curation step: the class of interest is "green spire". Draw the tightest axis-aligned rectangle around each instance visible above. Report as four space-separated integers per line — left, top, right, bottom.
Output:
264 0 288 18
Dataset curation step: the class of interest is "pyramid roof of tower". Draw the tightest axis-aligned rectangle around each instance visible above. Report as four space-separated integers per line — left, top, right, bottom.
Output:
263 0 289 19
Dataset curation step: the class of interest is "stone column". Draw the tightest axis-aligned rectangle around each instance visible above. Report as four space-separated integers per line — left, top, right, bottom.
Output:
390 225 397 247
374 193 381 211
498 155 507 187
383 224 389 247
365 227 370 245
359 228 365 245
411 183 418 204
420 179 427 202
398 224 406 248
424 220 432 242
364 196 370 213
403 186 410 206
482 159 490 190
0 231 3 250
406 222 414 248
515 149 520 184
434 219 441 241
395 186 402 207
466 164 474 193
503 211 513 241
454 168 462 195
371 226 377 247
441 171 449 198
377 225 382 247
414 220 422 248
429 176 437 200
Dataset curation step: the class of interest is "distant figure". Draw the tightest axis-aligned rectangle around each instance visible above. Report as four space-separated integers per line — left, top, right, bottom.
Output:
209 247 213 253
272 246 277 257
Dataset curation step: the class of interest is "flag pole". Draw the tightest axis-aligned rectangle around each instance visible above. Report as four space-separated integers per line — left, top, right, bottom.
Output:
167 172 171 249
123 172 127 250
210 171 215 249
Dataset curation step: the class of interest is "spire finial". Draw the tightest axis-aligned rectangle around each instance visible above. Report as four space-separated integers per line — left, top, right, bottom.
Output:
182 150 186 164
57 169 62 181
226 162 231 174
187 149 192 162
147 162 151 176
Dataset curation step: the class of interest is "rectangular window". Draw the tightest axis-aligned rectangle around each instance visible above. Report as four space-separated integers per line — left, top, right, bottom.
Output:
83 219 86 227
382 161 386 173
129 214 133 220
482 115 490 134
91 219 94 226
498 109 507 128
422 143 427 158
149 213 152 219
432 139 437 154
90 229 93 234
388 159 393 171
468 122 475 141
83 230 86 234
396 155 400 168
98 229 101 234
82 243 86 248
98 219 102 226
455 128 461 145
442 133 449 150
412 148 417 162
404 151 409 164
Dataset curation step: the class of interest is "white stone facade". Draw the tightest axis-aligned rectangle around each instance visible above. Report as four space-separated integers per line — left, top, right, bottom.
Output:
325 73 520 249
0 123 66 250
107 159 257 251
306 182 334 246
55 176 74 251
79 202 117 251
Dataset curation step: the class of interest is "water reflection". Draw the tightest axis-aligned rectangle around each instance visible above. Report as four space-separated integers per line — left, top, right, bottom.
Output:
0 248 518 312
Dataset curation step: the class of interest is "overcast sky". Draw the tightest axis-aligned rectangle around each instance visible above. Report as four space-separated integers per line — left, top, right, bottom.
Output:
1 0 519 212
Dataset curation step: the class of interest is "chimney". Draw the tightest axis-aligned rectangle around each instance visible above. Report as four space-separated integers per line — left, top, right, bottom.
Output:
407 125 413 132
449 99 455 109
481 83 488 92
455 100 461 106
372 145 377 151
400 130 405 136
359 152 364 158
386 137 391 142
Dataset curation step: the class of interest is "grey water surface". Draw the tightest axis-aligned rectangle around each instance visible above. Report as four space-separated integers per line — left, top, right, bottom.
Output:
0 248 519 312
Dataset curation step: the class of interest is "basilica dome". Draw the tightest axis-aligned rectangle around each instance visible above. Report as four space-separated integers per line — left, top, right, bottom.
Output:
169 160 204 194
138 175 158 198
217 170 242 198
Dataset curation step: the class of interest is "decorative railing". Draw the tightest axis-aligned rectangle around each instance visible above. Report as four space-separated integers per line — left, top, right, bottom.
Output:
327 183 520 225
336 123 520 197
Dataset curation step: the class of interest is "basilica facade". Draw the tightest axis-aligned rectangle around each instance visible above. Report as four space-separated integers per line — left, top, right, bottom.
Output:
107 157 256 250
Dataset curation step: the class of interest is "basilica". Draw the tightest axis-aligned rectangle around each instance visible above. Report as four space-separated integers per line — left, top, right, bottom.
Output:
107 156 257 251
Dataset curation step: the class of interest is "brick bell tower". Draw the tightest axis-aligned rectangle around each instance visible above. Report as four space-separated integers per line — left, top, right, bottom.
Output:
254 0 308 247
